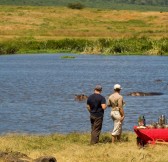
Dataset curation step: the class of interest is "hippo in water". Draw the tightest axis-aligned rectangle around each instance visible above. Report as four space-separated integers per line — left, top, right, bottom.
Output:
75 94 88 101
127 92 164 96
154 79 163 82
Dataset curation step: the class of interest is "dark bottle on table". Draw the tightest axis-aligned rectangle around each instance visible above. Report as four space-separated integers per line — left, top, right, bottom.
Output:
161 115 165 125
143 116 146 126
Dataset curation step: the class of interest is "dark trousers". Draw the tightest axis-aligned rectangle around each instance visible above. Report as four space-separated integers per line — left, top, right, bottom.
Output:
90 115 103 144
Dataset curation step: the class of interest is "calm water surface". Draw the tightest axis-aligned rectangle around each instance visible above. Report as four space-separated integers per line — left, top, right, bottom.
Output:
0 54 168 134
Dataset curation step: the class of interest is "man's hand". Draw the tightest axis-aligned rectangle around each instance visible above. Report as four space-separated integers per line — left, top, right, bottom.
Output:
120 116 125 122
101 103 107 110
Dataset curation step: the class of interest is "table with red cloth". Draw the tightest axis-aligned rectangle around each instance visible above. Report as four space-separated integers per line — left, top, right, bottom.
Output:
134 126 168 144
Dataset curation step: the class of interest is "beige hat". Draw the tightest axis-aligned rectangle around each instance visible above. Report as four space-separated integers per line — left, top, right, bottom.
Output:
114 84 122 90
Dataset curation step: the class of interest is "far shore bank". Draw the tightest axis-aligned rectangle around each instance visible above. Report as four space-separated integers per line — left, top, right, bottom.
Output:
0 132 168 162
1 6 168 56
0 37 168 56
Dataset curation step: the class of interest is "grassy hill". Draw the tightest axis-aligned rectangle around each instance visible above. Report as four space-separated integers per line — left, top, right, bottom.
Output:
0 0 168 11
0 5 167 55
0 6 167 40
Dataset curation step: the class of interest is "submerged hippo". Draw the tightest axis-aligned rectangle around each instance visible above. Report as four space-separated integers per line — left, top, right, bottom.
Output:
75 94 88 101
154 79 163 82
127 92 164 96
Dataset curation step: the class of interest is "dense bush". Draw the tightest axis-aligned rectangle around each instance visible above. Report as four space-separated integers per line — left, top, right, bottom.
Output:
67 2 84 10
0 44 5 54
46 39 91 52
159 38 168 53
96 38 153 54
0 42 18 55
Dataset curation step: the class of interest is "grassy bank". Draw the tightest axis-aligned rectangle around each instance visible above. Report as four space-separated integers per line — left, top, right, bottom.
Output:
0 132 168 162
0 37 168 55
0 5 168 55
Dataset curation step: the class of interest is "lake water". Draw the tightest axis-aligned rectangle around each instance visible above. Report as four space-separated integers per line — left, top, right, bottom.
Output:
0 54 168 134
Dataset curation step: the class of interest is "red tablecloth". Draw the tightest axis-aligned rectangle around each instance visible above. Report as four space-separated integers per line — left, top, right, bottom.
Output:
134 126 168 144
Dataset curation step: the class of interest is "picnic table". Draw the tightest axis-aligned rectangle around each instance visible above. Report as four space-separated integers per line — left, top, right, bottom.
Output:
134 126 168 145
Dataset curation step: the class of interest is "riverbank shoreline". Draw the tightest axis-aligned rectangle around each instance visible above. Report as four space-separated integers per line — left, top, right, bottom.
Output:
0 37 168 56
0 132 168 162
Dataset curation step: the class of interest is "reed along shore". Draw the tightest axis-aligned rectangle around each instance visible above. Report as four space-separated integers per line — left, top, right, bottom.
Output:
0 38 168 55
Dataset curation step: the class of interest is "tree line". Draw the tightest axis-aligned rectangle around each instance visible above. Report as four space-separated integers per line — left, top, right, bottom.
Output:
0 0 167 7
110 0 168 6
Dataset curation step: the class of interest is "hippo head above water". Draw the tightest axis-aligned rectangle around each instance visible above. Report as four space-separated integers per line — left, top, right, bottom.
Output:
75 94 88 101
126 92 164 96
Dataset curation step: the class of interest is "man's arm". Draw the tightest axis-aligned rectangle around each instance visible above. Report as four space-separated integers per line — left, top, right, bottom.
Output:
118 97 125 121
107 97 112 107
101 96 107 110
86 104 91 112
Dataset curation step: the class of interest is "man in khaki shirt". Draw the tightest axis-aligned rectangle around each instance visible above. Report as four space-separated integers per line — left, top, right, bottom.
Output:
107 84 125 143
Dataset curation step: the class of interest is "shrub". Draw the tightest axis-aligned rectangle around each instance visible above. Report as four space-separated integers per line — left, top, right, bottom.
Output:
46 39 91 52
23 41 46 50
0 44 5 55
160 38 168 53
6 45 18 54
67 2 84 10
98 38 111 48
0 42 18 54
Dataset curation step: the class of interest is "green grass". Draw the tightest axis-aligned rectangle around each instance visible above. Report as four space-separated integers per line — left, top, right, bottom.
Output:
0 132 168 162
